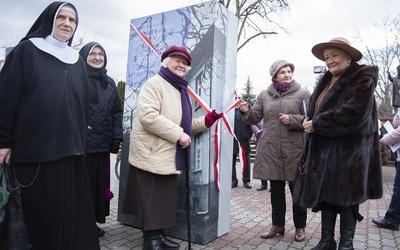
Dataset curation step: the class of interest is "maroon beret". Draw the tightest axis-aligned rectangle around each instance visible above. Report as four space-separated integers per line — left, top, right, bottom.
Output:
161 45 192 66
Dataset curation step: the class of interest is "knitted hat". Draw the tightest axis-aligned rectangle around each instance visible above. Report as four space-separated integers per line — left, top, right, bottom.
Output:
161 45 192 66
312 37 362 62
270 60 295 82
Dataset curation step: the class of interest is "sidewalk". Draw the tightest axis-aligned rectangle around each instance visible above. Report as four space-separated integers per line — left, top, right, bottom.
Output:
100 156 400 249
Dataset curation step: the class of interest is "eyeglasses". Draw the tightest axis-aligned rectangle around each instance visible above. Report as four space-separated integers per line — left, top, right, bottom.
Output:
89 52 104 57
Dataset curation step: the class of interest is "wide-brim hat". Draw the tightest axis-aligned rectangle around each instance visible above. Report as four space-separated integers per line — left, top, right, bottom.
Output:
161 45 192 66
312 37 362 62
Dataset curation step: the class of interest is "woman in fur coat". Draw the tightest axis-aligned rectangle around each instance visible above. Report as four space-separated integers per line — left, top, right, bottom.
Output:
302 37 383 250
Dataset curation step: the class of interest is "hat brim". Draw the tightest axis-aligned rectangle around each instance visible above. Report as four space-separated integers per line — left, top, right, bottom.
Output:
312 42 362 62
168 51 192 66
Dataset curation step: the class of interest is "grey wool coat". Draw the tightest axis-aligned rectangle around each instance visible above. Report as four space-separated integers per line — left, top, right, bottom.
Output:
243 81 311 182
299 63 383 208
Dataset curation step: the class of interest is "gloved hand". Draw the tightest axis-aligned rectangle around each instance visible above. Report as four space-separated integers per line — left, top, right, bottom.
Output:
205 110 223 128
105 189 114 201
110 140 121 154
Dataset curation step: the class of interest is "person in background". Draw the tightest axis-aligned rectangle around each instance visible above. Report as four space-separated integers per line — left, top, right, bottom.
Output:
122 45 222 250
232 107 252 189
302 37 382 249
388 65 400 110
251 120 269 191
372 75 400 232
0 2 100 249
79 42 123 237
239 60 310 242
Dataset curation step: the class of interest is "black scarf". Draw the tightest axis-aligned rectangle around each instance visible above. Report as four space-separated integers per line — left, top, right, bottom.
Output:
86 67 108 103
158 66 192 171
79 42 109 103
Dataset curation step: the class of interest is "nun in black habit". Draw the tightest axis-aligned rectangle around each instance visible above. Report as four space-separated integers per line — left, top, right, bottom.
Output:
79 42 123 237
0 2 100 249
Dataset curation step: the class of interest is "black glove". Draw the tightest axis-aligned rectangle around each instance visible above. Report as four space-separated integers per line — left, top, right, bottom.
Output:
110 140 121 154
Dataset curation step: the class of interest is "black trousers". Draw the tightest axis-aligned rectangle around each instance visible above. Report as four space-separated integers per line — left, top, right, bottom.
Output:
232 152 251 183
270 180 307 228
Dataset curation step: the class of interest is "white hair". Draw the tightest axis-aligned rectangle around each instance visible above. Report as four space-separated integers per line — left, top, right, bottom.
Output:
161 56 191 71
161 57 171 68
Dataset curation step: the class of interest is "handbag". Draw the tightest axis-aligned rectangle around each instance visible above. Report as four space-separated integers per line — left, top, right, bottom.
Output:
0 163 31 250
0 165 8 235
292 135 309 207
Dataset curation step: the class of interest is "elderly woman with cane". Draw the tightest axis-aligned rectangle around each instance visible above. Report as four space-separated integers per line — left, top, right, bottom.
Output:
122 45 223 250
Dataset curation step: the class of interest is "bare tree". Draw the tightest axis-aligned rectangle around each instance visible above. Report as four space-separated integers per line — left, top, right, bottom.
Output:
355 15 400 118
219 0 290 51
72 36 85 51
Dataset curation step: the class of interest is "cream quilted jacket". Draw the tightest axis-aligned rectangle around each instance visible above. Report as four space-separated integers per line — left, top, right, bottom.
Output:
128 74 208 175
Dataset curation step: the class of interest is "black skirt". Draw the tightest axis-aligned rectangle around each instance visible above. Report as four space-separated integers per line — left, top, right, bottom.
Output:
122 165 177 230
13 156 100 250
85 153 110 223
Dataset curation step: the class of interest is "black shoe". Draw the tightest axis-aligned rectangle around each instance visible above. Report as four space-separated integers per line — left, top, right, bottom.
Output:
143 235 163 250
231 180 238 188
160 233 180 250
372 217 399 230
257 184 268 191
243 182 252 189
97 226 105 237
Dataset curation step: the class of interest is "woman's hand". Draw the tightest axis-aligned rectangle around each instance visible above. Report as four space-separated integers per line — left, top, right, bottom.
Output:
279 113 290 125
303 119 314 134
0 148 11 164
239 102 250 113
178 133 191 148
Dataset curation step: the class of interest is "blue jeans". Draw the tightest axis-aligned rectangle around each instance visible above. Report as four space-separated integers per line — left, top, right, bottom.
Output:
385 162 400 225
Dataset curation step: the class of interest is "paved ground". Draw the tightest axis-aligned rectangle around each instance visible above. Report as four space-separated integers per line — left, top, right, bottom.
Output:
100 155 400 249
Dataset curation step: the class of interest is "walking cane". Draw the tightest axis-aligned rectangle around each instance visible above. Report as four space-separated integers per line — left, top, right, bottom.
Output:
184 165 192 249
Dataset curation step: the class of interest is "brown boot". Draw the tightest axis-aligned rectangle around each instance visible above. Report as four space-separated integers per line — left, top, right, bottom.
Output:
260 225 285 239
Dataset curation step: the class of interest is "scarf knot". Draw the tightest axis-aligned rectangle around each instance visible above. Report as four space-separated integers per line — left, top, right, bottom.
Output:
274 81 292 95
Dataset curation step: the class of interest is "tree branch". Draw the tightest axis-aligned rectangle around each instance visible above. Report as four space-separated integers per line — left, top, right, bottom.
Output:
237 31 277 51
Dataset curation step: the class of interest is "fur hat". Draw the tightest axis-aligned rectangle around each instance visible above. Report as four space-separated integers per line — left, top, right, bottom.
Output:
161 45 192 66
312 37 362 62
270 60 295 82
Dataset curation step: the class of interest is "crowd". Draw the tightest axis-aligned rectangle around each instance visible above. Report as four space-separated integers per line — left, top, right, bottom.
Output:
0 1 398 250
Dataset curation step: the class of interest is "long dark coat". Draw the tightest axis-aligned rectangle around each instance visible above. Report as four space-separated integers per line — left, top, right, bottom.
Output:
233 108 253 153
300 63 383 208
243 81 310 182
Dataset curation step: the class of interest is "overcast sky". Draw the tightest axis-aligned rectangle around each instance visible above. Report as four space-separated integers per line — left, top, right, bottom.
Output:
1 0 399 94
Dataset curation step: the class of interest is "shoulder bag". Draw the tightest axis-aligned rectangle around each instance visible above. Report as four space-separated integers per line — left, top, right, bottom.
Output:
292 134 309 207
0 163 31 250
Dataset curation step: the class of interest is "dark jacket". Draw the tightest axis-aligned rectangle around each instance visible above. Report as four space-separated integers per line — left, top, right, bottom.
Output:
79 42 123 153
233 108 253 153
300 63 383 208
0 41 89 163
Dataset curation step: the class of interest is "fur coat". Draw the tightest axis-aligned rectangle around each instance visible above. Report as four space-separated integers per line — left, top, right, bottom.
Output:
300 63 383 208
